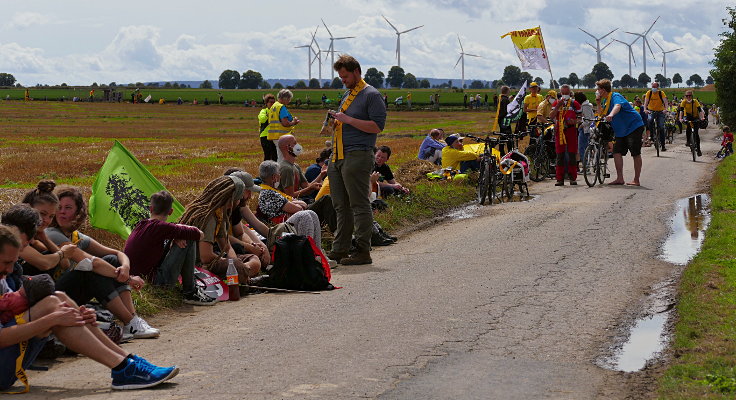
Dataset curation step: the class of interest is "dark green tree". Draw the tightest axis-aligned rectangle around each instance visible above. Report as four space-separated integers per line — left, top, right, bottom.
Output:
533 77 544 87
558 77 569 86
364 67 385 88
240 70 263 89
689 74 704 87
637 73 651 87
259 80 271 89
711 7 736 127
613 80 621 88
654 73 667 86
519 72 533 85
294 80 307 89
469 80 484 89
219 69 240 89
273 82 283 89
567 73 580 88
387 66 405 88
308 78 320 88
330 77 343 89
620 74 637 88
0 73 16 86
502 65 522 87
582 73 597 88
419 79 430 88
672 73 683 87
592 62 614 81
403 73 418 89
199 80 213 89
706 75 714 85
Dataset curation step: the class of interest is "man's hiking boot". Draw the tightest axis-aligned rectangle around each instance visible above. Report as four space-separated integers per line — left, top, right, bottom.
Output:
327 251 348 263
340 252 372 265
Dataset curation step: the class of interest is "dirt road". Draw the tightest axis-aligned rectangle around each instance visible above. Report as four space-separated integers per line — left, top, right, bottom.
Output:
24 127 719 399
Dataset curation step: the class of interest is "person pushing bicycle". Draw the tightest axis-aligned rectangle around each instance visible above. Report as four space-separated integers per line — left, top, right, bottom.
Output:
678 90 705 157
643 82 669 151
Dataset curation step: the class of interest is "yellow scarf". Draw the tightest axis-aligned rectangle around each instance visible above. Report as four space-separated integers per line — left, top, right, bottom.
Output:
332 79 368 161
557 98 571 145
3 313 29 394
599 92 613 117
260 184 294 201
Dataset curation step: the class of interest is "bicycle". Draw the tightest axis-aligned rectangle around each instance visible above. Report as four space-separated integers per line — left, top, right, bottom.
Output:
683 119 703 162
498 131 530 201
523 123 555 182
581 117 614 187
465 134 503 205
665 114 676 144
648 110 665 157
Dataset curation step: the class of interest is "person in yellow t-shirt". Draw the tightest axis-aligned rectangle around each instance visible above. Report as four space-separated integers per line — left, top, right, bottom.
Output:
523 82 542 124
441 134 479 172
678 90 705 156
643 82 669 150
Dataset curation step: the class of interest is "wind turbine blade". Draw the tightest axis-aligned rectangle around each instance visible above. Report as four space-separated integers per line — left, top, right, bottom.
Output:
612 38 626 45
454 55 462 69
600 41 613 51
382 15 399 33
400 25 423 34
644 16 660 35
600 28 618 40
321 19 333 38
671 48 684 53
586 42 596 50
631 48 637 67
465 53 481 58
457 35 464 52
334 36 355 40
653 38 664 52
578 27 596 39
644 38 656 58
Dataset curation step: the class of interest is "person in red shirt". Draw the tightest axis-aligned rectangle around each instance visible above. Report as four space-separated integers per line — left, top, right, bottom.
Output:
549 84 582 186
722 125 733 155
123 191 214 306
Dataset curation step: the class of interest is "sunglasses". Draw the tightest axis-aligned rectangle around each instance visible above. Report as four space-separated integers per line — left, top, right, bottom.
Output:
685 95 693 97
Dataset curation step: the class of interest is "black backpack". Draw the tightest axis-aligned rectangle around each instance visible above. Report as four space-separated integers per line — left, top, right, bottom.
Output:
268 234 334 291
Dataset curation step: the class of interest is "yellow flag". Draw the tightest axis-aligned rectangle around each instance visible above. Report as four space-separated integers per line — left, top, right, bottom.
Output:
501 26 550 71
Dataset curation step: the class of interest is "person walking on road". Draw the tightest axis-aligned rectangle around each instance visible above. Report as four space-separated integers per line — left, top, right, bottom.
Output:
326 54 387 266
596 79 645 186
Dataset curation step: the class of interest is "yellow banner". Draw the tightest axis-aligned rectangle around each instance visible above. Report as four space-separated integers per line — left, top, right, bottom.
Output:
501 26 550 71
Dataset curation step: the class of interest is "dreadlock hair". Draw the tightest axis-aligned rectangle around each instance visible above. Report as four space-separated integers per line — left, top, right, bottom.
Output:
178 176 237 229
51 186 87 231
22 180 59 207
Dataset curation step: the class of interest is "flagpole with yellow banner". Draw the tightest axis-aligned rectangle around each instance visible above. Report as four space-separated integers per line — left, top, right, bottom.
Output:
501 25 554 87
535 25 556 89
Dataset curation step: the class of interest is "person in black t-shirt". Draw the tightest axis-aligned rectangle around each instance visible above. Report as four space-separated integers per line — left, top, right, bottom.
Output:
373 146 408 197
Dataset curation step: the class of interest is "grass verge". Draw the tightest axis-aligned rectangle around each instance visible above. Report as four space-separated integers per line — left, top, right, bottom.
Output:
658 154 736 398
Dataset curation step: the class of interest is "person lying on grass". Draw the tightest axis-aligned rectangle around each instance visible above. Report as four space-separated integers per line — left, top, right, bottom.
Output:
40 185 159 340
0 224 178 392
123 190 216 306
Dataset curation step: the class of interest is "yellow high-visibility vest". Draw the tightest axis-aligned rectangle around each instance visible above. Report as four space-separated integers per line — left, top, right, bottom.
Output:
265 101 294 140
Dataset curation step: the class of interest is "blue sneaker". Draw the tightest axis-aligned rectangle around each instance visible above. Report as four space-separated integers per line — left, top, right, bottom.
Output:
111 357 176 390
131 355 179 381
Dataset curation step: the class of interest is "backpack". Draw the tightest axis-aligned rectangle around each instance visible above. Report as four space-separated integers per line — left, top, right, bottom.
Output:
268 234 333 291
645 90 664 107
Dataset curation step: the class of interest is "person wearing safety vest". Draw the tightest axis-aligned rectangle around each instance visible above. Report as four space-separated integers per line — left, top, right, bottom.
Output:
264 89 300 161
259 94 277 161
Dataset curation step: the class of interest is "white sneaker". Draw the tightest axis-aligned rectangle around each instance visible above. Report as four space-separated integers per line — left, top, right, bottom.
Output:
124 316 160 339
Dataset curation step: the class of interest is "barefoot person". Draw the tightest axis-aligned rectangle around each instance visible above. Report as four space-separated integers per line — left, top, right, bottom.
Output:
595 79 645 186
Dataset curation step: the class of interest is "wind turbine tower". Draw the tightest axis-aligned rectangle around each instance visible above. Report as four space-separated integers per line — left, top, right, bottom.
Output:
578 27 618 64
382 15 423 69
625 16 659 75
294 42 313 81
454 35 481 90
612 38 639 78
310 26 323 84
653 39 682 83
321 19 355 80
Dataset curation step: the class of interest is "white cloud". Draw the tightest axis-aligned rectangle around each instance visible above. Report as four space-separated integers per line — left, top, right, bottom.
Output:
7 12 50 29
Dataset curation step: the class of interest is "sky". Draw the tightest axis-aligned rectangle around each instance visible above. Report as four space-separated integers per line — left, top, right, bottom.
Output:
0 0 729 86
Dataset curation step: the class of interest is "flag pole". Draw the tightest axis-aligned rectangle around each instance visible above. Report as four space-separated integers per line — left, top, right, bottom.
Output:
536 25 555 89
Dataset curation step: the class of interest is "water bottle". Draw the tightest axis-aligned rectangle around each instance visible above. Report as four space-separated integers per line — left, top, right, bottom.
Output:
226 258 240 301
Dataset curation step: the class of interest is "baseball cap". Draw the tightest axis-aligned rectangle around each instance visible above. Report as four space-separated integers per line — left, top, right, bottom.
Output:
445 134 464 147
230 171 262 192
530 82 539 88
547 90 557 98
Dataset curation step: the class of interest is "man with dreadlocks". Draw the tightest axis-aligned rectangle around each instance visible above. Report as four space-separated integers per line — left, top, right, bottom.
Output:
177 176 260 291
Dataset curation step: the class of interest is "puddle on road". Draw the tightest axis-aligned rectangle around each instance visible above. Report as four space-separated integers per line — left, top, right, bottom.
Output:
660 194 711 265
612 312 669 372
446 196 539 220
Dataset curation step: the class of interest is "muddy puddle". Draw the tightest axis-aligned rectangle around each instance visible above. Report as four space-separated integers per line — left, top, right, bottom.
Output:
447 196 538 220
599 194 711 373
660 194 711 265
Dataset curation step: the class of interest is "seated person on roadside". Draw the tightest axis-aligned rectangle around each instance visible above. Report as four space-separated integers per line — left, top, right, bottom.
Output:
28 185 159 339
256 161 327 254
177 175 260 287
722 125 733 155
373 145 409 197
441 134 479 173
223 169 271 268
0 224 179 392
305 148 332 184
276 136 337 231
417 128 446 165
123 191 216 306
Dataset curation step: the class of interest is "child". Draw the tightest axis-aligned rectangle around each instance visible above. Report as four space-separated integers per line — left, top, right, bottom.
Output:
722 125 733 156
123 191 214 306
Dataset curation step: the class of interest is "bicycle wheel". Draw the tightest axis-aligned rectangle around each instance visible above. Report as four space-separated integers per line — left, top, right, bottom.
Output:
503 173 514 201
528 145 545 182
597 144 609 184
653 121 660 157
582 144 598 187
691 142 697 162
490 163 503 204
477 157 489 205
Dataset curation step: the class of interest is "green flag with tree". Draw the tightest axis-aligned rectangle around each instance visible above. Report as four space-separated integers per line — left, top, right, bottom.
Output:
89 140 184 239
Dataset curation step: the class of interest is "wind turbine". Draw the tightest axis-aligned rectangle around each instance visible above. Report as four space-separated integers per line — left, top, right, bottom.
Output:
294 42 313 82
321 19 355 80
309 26 323 84
612 38 639 78
578 27 618 64
653 39 682 83
625 16 659 75
382 15 423 69
454 35 481 90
